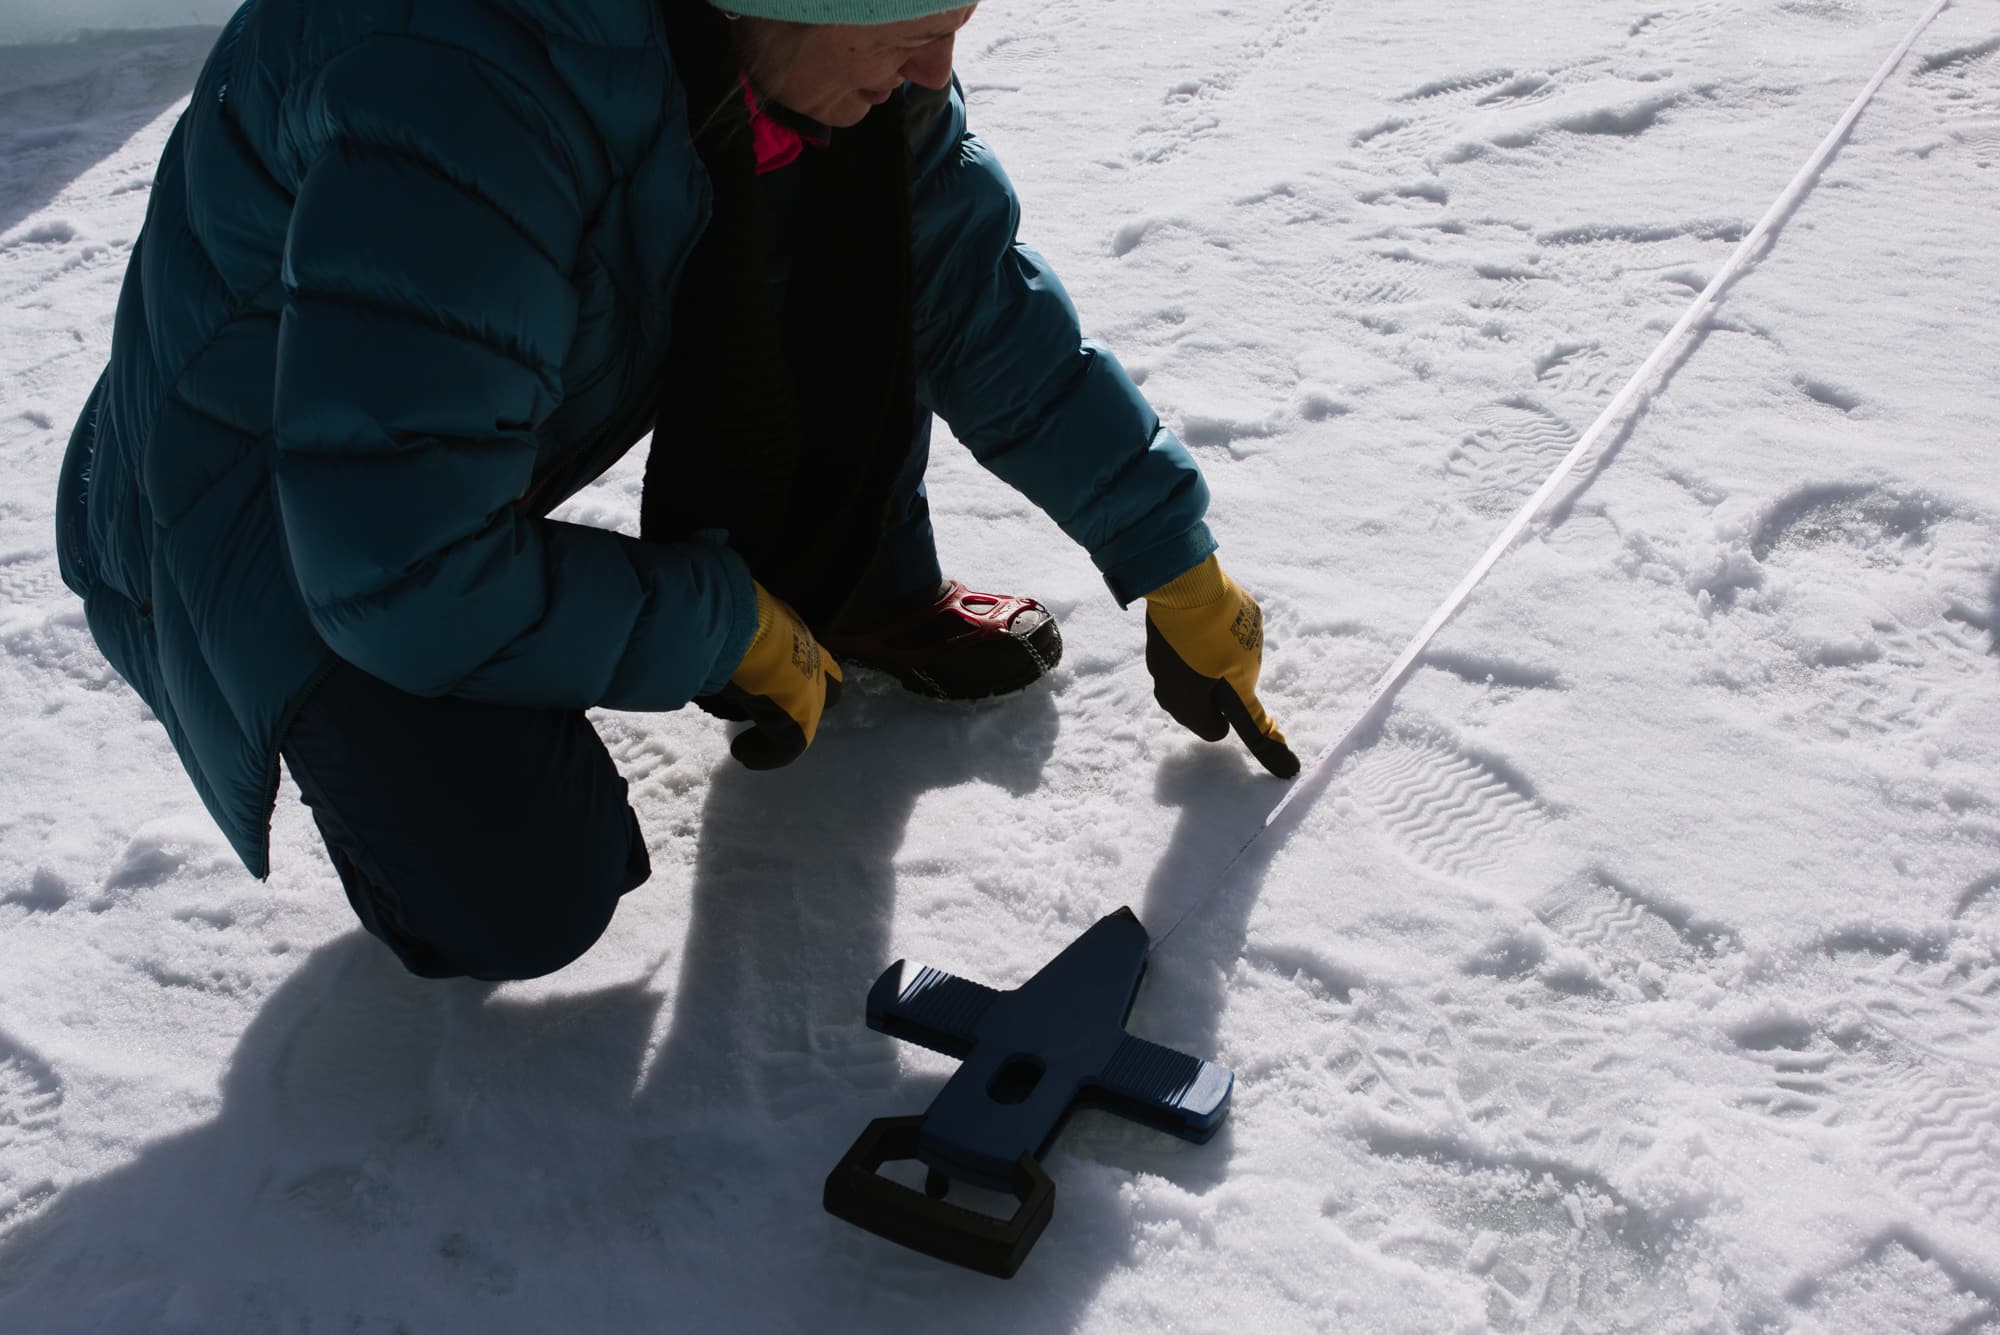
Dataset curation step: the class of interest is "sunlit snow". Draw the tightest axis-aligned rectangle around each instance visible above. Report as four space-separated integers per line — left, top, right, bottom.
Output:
2 2 1997 1331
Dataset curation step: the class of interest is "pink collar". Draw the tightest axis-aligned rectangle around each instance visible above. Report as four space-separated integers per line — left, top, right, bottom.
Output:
740 76 828 175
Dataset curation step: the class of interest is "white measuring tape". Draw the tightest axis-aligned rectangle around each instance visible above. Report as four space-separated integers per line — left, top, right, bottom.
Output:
1151 0 1955 952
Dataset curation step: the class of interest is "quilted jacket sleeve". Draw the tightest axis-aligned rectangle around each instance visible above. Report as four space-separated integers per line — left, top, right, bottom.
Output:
906 79 1216 606
272 36 755 709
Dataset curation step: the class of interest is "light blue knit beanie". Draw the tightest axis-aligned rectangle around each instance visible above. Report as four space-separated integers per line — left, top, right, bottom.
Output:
712 0 970 22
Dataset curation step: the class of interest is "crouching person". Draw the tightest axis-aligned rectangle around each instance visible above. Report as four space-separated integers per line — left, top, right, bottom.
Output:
56 0 1295 980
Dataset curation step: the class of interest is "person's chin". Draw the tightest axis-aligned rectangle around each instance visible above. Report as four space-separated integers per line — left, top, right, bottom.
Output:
822 91 890 127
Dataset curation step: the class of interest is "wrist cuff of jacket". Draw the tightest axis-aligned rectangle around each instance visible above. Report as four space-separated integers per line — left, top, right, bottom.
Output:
1144 554 1228 611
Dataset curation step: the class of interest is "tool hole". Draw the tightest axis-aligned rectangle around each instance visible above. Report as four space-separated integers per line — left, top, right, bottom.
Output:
987 1055 1045 1105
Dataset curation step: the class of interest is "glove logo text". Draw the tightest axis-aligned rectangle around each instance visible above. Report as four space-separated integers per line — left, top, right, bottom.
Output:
1231 603 1263 653
791 629 822 679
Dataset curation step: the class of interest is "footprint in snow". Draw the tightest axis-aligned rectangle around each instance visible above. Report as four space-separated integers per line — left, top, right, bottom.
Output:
1122 0 1335 168
0 220 77 251
1789 1233 2000 1335
1353 66 1557 163
1345 729 1553 883
1535 341 1625 404
1960 874 2000 936
1533 219 1748 280
0 605 113 694
0 551 63 610
759 1023 900 1124
1443 398 1578 517
1625 1 1736 44
1775 0 1877 27
0 1035 65 1186
1709 483 1998 743
1907 37 2000 171
1733 929 2000 1233
595 713 695 800
1356 182 1451 212
1838 926 2000 1069
1305 248 1435 310
1531 872 1735 999
1865 1062 2000 1230
1468 263 1550 313
1441 82 1704 168
1330 991 1711 1333
1397 69 1524 106
1336 1139 1673 1333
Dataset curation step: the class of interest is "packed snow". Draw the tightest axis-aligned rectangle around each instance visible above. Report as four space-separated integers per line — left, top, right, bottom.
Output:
2 1 1998 1331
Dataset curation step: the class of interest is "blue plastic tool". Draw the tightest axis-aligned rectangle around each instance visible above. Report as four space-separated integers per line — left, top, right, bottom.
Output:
822 907 1233 1277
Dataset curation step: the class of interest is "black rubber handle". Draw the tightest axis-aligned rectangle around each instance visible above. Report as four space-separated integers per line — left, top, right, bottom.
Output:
822 1116 1055 1280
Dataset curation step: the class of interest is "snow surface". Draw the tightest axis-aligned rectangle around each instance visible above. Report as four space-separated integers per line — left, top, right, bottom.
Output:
3 2 1999 1331
0 3 240 48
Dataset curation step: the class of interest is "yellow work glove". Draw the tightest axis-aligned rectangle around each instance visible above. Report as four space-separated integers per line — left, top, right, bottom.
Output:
1143 555 1299 778
714 582 843 770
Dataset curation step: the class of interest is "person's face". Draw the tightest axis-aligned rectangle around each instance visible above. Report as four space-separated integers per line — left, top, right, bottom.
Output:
742 6 977 127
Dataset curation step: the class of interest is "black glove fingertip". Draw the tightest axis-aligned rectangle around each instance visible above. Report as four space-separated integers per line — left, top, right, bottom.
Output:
1216 684 1302 779
1251 732 1302 780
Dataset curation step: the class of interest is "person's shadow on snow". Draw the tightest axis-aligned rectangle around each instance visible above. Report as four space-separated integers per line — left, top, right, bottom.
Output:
632 676 1282 1305
1046 747 1285 1199
0 682 1283 1332
0 933 682 1333
636 673 1062 1119
626 675 1129 1306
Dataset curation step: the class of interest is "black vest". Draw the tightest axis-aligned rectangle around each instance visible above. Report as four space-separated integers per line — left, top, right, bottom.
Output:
645 3 918 630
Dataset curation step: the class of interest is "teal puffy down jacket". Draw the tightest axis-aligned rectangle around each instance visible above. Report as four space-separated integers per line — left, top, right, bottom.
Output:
56 0 1216 877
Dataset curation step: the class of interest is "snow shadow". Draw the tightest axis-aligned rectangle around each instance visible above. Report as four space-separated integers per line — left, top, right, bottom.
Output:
0 27 217 238
981 747 1291 1205
628 682 1157 1317
0 683 1149 1332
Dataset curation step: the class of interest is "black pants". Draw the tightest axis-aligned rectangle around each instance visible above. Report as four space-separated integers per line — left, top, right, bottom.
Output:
282 660 653 980
284 421 942 981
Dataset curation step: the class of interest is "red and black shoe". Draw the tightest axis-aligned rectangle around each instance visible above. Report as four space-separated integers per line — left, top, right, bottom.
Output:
824 580 1063 701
